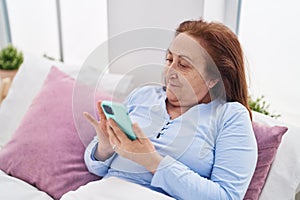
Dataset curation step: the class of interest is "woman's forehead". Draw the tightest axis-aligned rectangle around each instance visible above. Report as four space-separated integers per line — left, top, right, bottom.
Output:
169 33 207 67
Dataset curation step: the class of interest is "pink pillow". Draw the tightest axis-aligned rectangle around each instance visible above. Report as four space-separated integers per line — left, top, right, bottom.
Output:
244 122 288 200
0 67 110 199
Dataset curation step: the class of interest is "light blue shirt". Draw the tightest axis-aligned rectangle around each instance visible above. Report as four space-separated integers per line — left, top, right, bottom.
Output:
85 86 257 200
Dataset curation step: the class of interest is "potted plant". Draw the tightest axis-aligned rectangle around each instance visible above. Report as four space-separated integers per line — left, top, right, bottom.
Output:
0 44 24 79
248 95 281 119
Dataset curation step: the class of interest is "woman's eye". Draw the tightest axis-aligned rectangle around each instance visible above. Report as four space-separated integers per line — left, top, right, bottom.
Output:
179 63 187 68
165 58 173 65
179 60 191 69
179 61 190 68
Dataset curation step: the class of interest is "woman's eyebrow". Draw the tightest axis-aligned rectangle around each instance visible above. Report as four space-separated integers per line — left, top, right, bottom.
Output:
166 49 172 56
179 55 193 63
167 49 193 62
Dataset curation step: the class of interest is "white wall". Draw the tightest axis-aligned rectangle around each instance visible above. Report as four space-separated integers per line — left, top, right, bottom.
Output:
106 0 204 88
107 0 204 38
239 0 300 126
203 0 240 33
60 0 107 65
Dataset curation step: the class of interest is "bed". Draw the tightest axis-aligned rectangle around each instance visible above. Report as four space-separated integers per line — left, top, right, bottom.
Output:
0 53 299 200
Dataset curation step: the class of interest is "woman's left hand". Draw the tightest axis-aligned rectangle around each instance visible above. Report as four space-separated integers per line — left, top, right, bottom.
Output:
106 119 163 174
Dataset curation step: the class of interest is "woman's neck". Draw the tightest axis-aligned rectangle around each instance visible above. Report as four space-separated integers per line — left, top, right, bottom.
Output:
166 100 191 119
165 93 212 119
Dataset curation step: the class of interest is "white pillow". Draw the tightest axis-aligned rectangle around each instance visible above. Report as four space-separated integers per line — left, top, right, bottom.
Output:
61 177 174 200
0 52 133 149
253 112 300 200
0 170 53 200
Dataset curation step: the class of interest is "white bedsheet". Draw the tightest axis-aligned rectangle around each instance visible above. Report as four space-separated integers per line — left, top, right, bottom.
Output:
0 169 174 200
0 170 53 200
61 177 175 200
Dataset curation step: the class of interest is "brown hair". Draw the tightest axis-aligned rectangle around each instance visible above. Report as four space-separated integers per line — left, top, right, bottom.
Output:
176 19 252 119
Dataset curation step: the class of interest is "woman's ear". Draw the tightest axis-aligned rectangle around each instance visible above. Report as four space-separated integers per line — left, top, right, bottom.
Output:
208 79 219 89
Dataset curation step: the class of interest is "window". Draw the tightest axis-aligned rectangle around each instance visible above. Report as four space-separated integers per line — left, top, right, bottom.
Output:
7 0 60 60
6 0 107 65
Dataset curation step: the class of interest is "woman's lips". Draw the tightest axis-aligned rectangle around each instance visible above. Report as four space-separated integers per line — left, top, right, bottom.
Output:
168 82 180 87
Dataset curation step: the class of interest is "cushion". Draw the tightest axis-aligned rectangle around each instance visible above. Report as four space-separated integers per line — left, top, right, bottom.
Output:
0 52 81 149
244 121 288 200
0 66 112 199
253 111 300 200
0 52 133 149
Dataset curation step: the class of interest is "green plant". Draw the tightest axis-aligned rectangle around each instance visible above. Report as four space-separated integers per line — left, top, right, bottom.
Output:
0 44 24 70
248 95 281 119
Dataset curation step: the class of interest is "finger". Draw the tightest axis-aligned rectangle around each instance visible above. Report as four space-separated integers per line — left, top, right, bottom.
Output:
83 112 98 127
97 101 108 131
132 123 146 139
108 119 129 142
106 121 121 146
97 101 107 121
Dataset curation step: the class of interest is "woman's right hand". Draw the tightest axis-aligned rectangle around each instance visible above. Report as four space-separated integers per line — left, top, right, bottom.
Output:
83 101 115 161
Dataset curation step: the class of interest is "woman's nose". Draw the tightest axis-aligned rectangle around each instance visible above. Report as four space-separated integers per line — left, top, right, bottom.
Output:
166 65 178 79
168 59 177 69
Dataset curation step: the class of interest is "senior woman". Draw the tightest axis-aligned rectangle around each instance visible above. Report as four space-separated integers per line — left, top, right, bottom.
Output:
83 19 257 200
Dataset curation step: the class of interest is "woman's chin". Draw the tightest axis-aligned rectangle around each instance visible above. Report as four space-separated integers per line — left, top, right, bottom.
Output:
166 90 180 102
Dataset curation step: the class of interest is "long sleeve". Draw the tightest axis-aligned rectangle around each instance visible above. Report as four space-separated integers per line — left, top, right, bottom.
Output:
151 107 258 200
84 136 116 177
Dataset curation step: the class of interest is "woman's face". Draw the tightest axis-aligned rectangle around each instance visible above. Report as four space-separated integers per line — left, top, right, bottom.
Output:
164 33 216 107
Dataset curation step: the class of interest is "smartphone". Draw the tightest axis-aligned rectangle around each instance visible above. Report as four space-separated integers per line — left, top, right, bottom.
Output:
101 101 137 140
